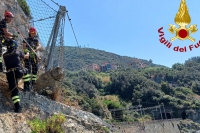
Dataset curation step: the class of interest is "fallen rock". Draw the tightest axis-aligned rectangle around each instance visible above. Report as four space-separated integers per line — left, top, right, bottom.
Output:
33 67 65 100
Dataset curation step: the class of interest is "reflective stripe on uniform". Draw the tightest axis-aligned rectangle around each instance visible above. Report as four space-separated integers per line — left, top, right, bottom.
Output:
31 74 37 81
12 95 20 100
23 74 32 82
1 39 5 43
23 78 32 82
12 95 20 104
13 99 20 104
23 74 31 78
0 57 2 63
32 78 37 81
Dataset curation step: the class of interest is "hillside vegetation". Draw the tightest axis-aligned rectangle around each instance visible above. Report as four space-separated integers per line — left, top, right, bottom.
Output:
54 46 166 71
60 55 200 123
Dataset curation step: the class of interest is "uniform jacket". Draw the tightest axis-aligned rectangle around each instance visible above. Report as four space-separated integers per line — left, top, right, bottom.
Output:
3 49 24 70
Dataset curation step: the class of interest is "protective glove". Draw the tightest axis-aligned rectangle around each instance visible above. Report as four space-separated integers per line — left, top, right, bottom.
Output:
23 49 30 54
12 34 18 38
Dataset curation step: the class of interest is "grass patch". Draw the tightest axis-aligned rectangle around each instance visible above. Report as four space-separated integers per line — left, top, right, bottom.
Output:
28 113 66 133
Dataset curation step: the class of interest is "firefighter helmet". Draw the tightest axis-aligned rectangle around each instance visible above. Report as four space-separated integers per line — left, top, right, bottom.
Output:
4 11 14 18
29 27 37 34
7 40 18 50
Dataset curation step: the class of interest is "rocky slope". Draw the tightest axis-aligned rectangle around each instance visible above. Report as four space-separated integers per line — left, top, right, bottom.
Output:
0 68 121 133
0 92 120 133
0 0 29 38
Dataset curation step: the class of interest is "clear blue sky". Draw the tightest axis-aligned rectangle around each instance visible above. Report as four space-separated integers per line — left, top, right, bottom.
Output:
41 0 200 68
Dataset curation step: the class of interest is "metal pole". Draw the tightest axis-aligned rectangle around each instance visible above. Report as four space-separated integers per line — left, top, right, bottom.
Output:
45 6 66 71
162 103 167 119
137 99 145 133
58 19 65 68
138 99 143 119
158 103 163 120
158 103 165 133
171 112 173 119
151 111 155 121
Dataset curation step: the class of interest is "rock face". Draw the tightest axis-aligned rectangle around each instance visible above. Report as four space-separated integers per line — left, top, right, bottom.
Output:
0 0 30 38
178 119 200 133
0 113 32 133
0 91 120 133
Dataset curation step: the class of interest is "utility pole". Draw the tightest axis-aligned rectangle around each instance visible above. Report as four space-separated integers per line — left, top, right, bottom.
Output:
158 102 165 133
158 102 163 120
137 99 145 132
151 110 155 121
162 103 167 119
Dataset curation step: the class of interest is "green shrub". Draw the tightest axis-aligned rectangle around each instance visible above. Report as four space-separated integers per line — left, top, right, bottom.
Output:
103 100 122 109
174 91 186 99
28 113 66 133
28 118 46 133
176 87 193 95
101 127 110 133
138 115 152 122
17 0 31 17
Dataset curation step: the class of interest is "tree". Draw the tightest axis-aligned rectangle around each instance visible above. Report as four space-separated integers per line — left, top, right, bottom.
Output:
149 59 153 63
161 81 172 95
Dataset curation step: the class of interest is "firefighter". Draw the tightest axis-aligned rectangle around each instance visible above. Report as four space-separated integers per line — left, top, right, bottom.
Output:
3 39 29 113
0 10 18 72
22 27 41 91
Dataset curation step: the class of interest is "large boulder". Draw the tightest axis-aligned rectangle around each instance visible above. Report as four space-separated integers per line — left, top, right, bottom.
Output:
33 67 65 100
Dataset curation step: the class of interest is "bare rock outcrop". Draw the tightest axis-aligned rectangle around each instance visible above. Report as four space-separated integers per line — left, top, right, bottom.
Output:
0 89 120 133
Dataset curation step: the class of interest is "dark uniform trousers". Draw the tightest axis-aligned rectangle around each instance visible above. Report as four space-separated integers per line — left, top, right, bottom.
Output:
23 58 32 91
3 49 28 112
23 54 38 90
30 55 38 85
6 68 23 110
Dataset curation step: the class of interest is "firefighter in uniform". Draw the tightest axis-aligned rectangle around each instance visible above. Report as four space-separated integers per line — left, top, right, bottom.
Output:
3 39 29 113
22 27 41 91
0 10 17 71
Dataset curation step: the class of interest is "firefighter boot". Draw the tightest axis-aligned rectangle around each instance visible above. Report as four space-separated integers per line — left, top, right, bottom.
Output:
14 102 22 113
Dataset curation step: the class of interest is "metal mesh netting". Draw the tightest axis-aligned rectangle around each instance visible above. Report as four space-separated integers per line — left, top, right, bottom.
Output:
21 0 57 48
16 0 65 69
1 0 67 70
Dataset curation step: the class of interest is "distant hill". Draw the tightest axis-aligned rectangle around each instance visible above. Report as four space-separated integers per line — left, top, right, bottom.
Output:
54 46 167 71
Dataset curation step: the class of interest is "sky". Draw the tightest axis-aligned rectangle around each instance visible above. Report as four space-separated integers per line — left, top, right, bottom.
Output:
38 0 200 68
